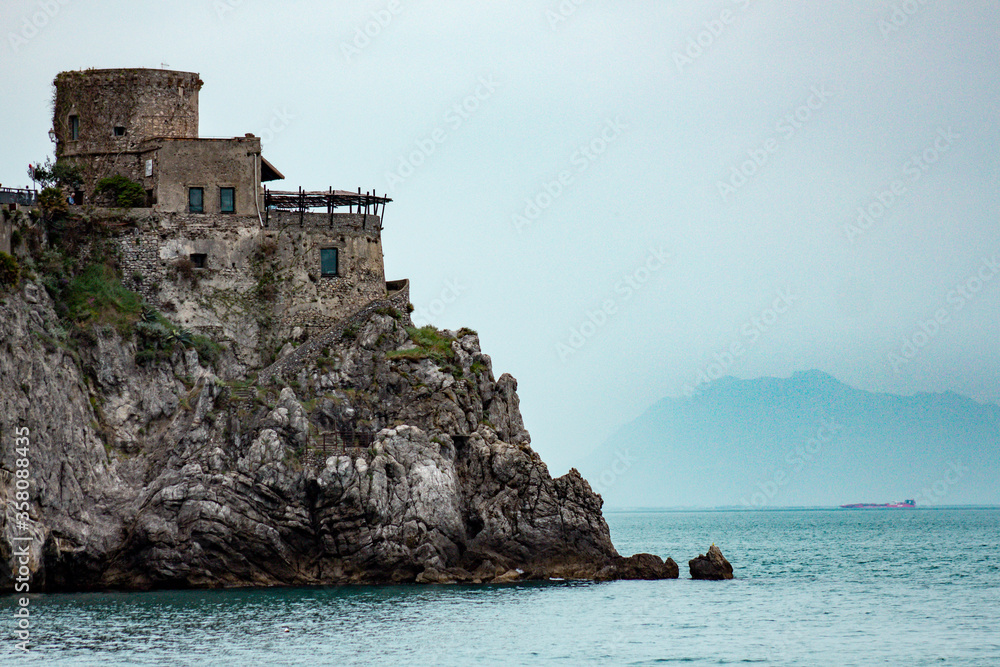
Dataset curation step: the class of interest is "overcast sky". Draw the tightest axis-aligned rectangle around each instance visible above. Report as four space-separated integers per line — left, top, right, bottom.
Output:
2 0 998 474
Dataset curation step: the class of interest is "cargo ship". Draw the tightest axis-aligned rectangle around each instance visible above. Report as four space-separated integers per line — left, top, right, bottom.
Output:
839 499 916 509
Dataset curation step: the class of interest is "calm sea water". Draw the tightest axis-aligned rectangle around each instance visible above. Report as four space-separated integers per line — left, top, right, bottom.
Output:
3 508 998 666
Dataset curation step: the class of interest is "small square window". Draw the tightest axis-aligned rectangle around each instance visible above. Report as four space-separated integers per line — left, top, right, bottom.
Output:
114 126 126 137
220 187 235 213
69 115 79 140
320 248 339 277
190 253 207 269
188 187 204 213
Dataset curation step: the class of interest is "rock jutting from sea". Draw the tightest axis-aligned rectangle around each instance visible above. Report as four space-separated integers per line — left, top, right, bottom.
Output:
689 545 735 580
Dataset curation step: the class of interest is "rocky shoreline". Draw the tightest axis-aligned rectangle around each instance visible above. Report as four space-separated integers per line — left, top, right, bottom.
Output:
0 279 724 591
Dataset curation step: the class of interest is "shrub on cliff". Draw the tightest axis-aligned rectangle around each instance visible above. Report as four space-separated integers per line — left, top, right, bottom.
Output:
95 175 145 208
63 264 143 333
387 325 456 364
37 187 69 222
135 310 221 366
170 257 199 287
31 157 83 190
0 252 20 291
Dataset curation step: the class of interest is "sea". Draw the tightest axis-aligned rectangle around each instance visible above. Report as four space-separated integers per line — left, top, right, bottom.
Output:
3 508 998 666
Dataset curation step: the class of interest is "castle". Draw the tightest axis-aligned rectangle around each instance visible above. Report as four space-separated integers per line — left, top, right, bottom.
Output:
45 67 406 363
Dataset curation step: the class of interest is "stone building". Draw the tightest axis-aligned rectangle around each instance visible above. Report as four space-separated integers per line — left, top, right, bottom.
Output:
48 68 401 363
52 68 282 212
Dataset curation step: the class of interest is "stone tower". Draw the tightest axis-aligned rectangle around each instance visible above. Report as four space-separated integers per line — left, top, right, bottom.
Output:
52 68 203 200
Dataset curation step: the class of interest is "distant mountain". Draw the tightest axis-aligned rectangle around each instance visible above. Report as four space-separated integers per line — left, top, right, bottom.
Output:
580 371 1000 508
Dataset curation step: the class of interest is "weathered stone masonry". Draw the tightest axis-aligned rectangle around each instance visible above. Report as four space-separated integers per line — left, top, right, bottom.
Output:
108 208 389 363
264 210 387 331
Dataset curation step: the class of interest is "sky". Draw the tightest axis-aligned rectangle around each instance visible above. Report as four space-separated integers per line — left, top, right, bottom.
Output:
2 0 998 475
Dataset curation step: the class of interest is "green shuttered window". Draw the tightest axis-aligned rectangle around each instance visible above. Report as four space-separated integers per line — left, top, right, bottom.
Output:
320 248 339 277
220 187 235 213
188 187 204 213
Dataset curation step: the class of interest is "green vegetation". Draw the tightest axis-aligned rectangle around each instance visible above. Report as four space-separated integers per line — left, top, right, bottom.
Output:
11 196 225 373
375 305 404 320
255 269 278 301
26 231 221 366
224 378 255 392
387 325 456 364
170 256 200 288
134 308 221 366
0 252 20 291
30 157 83 190
190 335 223 365
62 264 143 333
95 175 145 208
37 187 68 221
251 240 280 301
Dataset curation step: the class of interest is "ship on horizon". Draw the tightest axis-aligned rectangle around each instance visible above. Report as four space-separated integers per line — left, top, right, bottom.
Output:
839 499 916 509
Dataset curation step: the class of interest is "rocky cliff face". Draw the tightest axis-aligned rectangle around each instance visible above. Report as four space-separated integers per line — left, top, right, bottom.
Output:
0 280 674 591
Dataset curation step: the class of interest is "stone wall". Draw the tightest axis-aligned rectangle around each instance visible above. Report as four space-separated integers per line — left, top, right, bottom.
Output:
103 209 388 364
263 211 386 330
54 69 201 150
0 211 13 255
115 227 161 305
147 137 262 214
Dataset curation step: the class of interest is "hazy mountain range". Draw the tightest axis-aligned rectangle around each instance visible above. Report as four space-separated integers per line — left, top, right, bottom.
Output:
581 371 1000 508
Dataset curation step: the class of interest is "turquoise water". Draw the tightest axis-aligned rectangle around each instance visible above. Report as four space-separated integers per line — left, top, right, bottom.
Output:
3 509 998 665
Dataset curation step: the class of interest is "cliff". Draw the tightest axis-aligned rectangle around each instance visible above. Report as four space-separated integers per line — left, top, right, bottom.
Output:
0 270 674 590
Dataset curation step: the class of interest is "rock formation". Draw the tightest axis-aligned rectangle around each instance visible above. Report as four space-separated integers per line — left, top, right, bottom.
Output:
689 544 734 580
0 277 676 590
596 553 679 581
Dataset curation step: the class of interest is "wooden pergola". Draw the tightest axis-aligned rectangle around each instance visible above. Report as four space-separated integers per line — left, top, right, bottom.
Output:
264 187 391 227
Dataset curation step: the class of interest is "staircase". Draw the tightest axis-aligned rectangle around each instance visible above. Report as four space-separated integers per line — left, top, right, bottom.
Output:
256 279 409 385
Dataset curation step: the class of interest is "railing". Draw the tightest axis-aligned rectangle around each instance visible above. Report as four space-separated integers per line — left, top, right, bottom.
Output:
0 187 37 207
228 386 255 403
314 430 375 459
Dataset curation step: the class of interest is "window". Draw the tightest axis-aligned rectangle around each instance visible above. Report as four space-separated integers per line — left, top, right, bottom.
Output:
188 187 204 213
320 248 339 277
69 115 79 140
220 187 235 213
113 126 126 137
190 253 207 269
